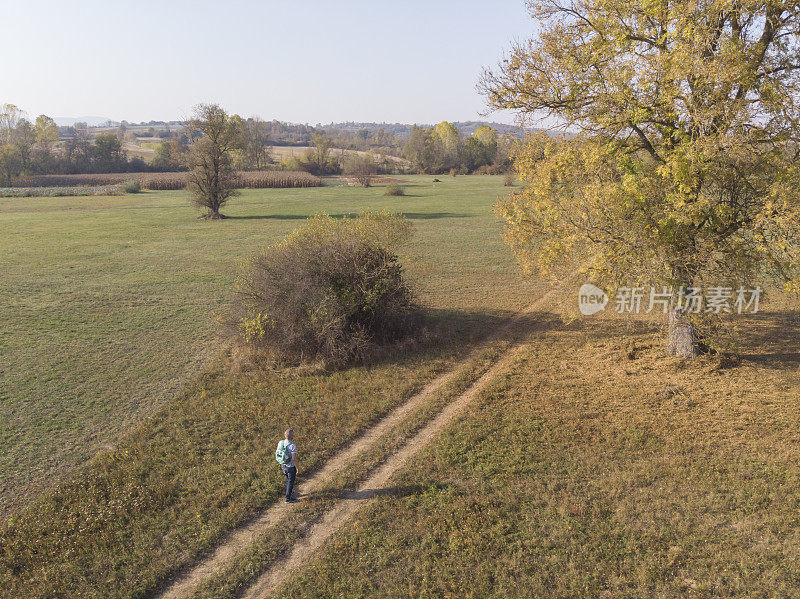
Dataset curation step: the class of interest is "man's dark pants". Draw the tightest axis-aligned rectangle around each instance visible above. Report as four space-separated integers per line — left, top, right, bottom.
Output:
282 465 297 500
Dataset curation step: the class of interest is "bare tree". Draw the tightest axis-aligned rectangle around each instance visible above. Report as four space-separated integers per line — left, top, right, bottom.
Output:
186 104 244 219
343 152 377 187
244 118 272 170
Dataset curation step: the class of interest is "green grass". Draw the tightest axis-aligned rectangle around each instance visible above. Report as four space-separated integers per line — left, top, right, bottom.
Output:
276 313 800 597
3 175 799 597
0 175 548 597
188 340 514 599
0 175 534 515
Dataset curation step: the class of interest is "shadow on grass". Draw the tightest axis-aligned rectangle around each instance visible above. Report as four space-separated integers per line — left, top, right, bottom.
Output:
225 212 472 221
557 311 800 370
401 212 471 219
323 482 455 501
738 311 800 369
353 307 564 373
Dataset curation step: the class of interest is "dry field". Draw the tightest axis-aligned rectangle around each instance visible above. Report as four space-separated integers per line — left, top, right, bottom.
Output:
2 175 798 597
10 170 322 190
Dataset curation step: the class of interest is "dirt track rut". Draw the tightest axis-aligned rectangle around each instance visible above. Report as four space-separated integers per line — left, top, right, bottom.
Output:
157 285 561 599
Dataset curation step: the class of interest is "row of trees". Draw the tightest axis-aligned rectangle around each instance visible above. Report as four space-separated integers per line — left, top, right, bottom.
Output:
0 105 281 182
1 103 516 183
0 103 174 181
401 122 513 174
1 106 60 184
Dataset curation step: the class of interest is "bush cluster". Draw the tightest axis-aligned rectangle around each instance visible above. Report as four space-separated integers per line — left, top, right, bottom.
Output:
384 182 405 196
120 179 141 193
230 212 416 367
475 164 510 175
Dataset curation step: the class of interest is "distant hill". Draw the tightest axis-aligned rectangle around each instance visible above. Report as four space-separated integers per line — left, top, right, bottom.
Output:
319 121 536 138
55 116 119 127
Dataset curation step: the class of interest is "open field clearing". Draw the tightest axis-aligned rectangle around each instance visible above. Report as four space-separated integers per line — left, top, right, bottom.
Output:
271 308 800 597
4 0 800 596
156 282 565 599
0 175 550 597
122 141 157 160
107 142 407 167
0 174 535 515
269 145 409 166
3 175 798 598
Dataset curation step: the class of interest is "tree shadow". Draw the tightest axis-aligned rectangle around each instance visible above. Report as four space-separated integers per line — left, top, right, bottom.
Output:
737 311 800 369
225 212 472 221
400 212 472 219
554 311 800 370
354 307 564 372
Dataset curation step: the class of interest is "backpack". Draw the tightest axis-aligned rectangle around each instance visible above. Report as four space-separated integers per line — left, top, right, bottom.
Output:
275 440 293 466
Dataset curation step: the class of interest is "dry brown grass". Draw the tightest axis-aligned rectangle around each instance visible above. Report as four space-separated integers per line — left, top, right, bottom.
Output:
10 171 322 190
274 304 800 597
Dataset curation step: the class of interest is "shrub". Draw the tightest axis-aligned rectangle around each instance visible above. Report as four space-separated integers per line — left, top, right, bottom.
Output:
229 212 415 367
343 153 378 187
384 182 405 196
503 171 515 186
475 164 507 175
120 179 141 193
279 157 304 172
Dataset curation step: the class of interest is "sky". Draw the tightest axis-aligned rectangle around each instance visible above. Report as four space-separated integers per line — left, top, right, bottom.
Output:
1 0 538 125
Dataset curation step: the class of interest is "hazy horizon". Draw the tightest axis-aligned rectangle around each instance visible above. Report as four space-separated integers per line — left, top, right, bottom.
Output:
3 0 538 125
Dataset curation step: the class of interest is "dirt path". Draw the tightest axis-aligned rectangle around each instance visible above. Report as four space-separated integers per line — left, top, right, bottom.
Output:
157 287 562 599
242 340 535 598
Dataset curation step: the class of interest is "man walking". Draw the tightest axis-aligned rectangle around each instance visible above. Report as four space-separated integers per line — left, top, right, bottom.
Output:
276 428 299 503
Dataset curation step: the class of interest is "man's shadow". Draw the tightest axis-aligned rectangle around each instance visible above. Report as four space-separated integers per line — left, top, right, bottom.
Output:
302 482 452 501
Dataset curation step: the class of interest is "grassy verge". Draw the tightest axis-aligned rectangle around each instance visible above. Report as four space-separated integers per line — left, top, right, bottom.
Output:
276 310 800 597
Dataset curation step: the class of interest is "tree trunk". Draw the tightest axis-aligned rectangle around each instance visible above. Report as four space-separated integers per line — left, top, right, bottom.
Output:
667 307 698 358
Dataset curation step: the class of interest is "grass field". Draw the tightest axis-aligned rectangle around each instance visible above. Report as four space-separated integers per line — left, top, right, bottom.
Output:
275 310 800 597
0 175 534 515
0 175 553 597
4 174 799 597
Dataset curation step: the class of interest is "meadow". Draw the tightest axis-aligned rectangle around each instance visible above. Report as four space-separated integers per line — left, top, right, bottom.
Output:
3 174 799 598
0 175 554 597
276 309 800 597
0 175 533 517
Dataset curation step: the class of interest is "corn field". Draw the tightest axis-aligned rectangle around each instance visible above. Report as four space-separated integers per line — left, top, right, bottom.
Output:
9 171 322 190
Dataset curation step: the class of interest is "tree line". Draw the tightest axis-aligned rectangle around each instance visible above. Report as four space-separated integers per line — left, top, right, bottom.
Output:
0 103 517 185
401 122 514 174
0 104 287 182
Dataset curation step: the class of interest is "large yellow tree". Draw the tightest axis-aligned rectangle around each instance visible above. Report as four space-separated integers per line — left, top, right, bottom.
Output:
483 0 800 357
